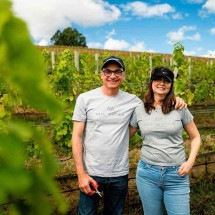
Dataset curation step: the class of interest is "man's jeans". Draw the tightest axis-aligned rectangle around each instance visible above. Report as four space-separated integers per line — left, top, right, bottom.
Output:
78 175 128 215
136 160 190 215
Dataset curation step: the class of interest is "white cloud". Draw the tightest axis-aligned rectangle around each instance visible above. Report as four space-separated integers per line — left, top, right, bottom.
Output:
106 29 116 39
122 2 175 18
172 13 183 20
37 39 49 46
187 33 201 40
184 47 215 58
87 42 103 49
210 28 215 35
197 47 203 52
129 42 145 52
198 10 208 18
104 38 129 50
89 30 146 52
207 50 215 58
184 50 197 56
11 0 121 43
101 32 146 52
202 0 215 14
188 0 204 3
167 26 201 42
202 50 215 58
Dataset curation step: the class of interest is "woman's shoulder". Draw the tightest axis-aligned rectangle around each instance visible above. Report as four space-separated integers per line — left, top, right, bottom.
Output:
135 103 146 114
174 107 193 120
175 107 191 115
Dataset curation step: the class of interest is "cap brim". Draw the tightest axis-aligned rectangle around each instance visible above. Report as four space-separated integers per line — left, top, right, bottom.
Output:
151 74 172 82
102 59 124 70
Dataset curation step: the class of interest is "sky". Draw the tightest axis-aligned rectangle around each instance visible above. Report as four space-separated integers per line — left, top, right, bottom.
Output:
11 0 215 58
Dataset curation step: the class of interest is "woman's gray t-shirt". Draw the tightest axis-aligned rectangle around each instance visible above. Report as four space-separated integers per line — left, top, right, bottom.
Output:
130 103 193 166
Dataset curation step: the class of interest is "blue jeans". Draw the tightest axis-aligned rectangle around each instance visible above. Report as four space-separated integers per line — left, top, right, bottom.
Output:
136 160 190 215
78 175 128 215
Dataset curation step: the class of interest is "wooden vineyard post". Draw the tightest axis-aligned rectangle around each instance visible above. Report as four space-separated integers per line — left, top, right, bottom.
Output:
74 51 79 72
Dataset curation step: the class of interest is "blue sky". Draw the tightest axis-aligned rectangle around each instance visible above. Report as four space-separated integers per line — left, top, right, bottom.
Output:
12 0 215 57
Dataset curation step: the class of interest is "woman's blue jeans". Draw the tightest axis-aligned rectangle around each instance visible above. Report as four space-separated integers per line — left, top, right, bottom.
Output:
78 175 128 215
136 160 190 215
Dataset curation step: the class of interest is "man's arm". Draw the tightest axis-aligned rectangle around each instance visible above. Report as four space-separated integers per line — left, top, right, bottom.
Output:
72 121 97 195
174 97 187 109
129 126 138 139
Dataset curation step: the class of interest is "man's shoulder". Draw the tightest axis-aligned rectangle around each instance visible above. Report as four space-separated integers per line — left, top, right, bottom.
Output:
118 91 143 107
119 90 142 100
78 88 100 97
119 90 137 97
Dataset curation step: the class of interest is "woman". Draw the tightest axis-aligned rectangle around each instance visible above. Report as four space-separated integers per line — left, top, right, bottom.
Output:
130 66 201 215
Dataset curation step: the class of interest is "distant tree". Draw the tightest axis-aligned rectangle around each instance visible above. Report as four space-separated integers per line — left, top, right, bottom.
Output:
50 27 87 47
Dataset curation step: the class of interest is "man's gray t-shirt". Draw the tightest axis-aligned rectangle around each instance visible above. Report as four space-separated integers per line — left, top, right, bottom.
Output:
72 87 142 177
130 103 193 166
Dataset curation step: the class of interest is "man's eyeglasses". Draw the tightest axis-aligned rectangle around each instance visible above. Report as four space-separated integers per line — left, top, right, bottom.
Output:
102 69 124 77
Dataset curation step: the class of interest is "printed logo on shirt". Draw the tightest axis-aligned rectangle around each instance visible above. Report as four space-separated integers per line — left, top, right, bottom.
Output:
107 106 114 111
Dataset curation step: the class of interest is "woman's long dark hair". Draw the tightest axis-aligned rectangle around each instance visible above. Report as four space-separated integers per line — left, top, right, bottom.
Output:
144 67 175 114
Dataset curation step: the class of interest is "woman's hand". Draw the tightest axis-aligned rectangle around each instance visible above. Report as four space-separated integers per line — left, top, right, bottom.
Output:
178 161 193 176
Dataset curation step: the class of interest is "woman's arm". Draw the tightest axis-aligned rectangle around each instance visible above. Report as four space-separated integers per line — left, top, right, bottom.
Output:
178 121 201 176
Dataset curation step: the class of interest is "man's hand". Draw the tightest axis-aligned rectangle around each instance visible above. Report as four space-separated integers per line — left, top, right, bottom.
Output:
78 172 98 195
174 97 187 109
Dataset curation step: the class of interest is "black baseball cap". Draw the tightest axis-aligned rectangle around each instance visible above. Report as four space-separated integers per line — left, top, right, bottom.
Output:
150 66 174 83
101 56 125 70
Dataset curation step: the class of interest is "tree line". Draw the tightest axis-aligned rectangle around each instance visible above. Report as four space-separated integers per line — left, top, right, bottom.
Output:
50 27 87 47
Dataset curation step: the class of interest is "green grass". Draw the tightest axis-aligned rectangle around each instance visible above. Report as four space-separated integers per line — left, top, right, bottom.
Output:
190 178 215 215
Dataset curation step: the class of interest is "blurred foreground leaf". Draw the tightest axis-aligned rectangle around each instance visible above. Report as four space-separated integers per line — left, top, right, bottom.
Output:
0 0 67 214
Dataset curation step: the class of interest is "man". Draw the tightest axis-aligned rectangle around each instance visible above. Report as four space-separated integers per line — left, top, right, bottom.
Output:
72 56 185 215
